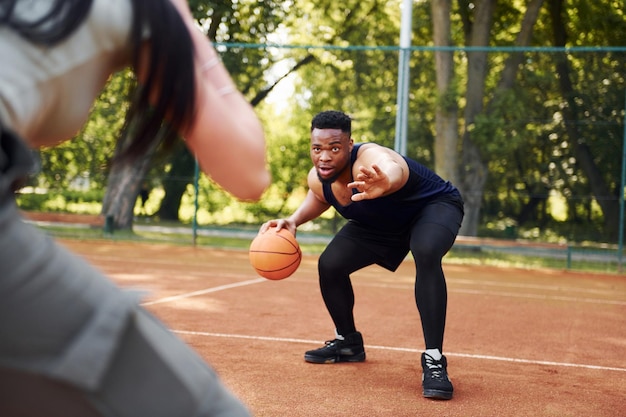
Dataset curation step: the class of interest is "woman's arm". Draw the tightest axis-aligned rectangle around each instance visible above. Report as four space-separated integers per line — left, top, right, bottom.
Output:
164 0 271 201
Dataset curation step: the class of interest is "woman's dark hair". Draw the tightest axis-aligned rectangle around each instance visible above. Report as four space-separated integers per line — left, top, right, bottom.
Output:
311 110 351 134
0 0 197 161
125 0 196 160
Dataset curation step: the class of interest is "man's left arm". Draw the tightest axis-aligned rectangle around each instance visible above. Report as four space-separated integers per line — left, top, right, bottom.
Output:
348 146 408 202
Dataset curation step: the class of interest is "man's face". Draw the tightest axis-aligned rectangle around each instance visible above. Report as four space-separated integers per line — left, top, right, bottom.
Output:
310 128 353 184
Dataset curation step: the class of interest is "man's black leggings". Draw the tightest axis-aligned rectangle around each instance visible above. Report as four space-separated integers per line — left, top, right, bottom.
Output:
317 199 463 350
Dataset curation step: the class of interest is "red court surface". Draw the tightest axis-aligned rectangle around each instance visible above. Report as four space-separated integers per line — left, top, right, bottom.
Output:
59 239 626 417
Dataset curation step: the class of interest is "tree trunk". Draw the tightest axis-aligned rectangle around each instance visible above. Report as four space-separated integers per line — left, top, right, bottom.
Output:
431 0 459 186
490 0 544 97
157 143 195 221
101 139 154 230
457 0 495 236
458 0 544 236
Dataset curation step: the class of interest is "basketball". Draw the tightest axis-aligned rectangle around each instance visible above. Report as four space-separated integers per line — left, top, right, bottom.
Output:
249 228 302 280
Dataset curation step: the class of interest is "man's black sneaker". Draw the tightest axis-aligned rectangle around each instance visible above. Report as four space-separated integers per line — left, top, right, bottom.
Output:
304 331 366 364
421 352 454 400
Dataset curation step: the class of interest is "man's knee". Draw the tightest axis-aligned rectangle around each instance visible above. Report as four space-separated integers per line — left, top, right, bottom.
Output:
411 243 441 262
318 250 341 277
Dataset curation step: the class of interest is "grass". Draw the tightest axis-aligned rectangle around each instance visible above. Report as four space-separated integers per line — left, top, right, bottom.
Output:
31 221 626 275
34 222 330 254
448 247 622 274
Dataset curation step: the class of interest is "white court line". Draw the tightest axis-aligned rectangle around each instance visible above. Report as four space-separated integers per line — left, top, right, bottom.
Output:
141 278 265 306
449 288 626 305
449 278 621 296
173 330 626 373
358 282 625 306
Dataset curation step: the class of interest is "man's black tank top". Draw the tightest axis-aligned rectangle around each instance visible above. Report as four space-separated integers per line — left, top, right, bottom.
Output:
321 143 461 232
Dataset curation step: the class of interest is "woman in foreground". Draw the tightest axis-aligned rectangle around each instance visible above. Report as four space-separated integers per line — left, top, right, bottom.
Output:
0 0 270 415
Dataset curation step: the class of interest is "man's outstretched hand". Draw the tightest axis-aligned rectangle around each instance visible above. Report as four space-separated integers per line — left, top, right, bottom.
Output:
348 164 391 202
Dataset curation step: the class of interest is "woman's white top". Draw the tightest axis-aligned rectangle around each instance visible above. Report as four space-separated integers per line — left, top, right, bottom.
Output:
0 0 133 147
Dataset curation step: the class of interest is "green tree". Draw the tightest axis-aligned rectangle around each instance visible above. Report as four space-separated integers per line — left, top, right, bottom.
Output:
545 0 625 241
150 0 294 223
99 1 292 228
452 0 545 236
36 71 129 206
30 0 626 243
478 0 626 242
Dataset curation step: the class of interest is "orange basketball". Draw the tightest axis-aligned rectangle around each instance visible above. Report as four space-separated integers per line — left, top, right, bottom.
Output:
249 228 302 280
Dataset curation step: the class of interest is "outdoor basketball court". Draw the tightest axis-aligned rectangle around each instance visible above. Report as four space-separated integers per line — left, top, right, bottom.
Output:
59 238 625 417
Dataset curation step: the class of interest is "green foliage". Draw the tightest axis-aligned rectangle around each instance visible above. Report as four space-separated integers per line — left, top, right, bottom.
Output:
16 189 104 214
26 0 626 245
35 71 131 191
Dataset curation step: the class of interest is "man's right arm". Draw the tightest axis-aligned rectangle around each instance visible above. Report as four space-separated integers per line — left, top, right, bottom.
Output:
287 189 331 229
259 168 330 236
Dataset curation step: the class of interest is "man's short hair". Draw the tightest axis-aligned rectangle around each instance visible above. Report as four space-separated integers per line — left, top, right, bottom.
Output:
311 110 351 133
